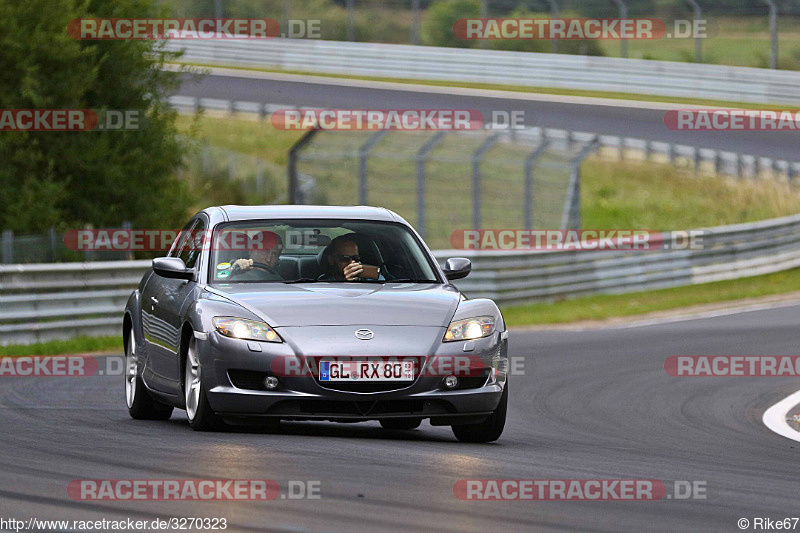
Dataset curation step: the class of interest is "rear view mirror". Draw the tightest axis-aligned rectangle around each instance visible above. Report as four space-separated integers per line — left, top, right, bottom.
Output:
152 257 194 280
443 257 471 280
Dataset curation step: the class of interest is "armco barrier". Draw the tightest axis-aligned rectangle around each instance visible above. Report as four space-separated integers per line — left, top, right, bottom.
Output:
443 213 800 304
2 214 800 345
0 261 147 346
165 38 800 105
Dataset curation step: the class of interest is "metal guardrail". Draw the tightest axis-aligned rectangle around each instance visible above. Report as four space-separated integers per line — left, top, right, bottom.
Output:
166 38 800 105
437 213 800 305
0 262 146 345
3 213 800 345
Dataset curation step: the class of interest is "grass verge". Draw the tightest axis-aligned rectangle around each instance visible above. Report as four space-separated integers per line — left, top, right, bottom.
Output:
0 336 122 357
581 159 800 229
502 268 800 326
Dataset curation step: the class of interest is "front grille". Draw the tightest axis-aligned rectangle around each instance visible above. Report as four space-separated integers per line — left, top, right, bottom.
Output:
318 382 411 393
299 399 426 416
308 356 426 393
453 370 490 390
268 399 454 417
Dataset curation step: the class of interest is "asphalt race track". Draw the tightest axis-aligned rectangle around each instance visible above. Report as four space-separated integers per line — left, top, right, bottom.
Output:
178 71 799 159
2 305 799 532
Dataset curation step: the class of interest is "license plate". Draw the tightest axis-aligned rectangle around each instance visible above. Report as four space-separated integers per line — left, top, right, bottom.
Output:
319 360 414 381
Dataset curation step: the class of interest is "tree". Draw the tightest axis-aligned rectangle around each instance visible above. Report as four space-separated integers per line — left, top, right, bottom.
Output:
0 0 193 233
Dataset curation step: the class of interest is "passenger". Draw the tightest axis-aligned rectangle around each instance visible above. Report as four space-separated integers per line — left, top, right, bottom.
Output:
319 235 383 281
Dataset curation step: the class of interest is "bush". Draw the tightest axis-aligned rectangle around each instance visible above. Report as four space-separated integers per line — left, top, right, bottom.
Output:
421 1 604 56
421 0 480 48
488 9 605 56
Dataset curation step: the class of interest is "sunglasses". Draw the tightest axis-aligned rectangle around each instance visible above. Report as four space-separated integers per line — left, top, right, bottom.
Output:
333 254 361 263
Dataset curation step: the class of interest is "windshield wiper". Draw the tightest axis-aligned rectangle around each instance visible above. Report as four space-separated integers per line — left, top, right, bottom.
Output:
284 278 437 284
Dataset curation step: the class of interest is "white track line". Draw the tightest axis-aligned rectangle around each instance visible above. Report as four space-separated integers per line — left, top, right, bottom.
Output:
763 389 800 442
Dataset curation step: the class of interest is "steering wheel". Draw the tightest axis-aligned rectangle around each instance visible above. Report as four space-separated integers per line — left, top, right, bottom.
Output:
229 261 279 277
251 261 279 276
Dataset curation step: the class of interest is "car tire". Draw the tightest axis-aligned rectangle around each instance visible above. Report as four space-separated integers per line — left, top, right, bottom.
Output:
125 328 173 421
379 418 422 430
452 383 507 443
184 336 225 431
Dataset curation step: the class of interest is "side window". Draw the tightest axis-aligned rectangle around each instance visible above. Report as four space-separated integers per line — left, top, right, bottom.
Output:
182 218 206 269
169 220 196 259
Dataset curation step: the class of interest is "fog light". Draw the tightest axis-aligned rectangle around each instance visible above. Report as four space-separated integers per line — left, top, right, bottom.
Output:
444 375 459 389
264 376 279 390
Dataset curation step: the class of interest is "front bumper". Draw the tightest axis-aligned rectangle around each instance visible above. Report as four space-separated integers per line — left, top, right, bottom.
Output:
197 326 508 423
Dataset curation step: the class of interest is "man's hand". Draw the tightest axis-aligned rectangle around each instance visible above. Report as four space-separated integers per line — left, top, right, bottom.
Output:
232 258 253 271
343 261 363 281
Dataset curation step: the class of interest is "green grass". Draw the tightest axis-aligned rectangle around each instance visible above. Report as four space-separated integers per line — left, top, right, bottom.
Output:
581 159 800 229
0 336 122 357
502 267 800 326
179 62 788 110
176 115 300 210
177 114 304 167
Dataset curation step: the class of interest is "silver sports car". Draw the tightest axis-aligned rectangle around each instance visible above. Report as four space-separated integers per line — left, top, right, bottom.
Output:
124 205 508 442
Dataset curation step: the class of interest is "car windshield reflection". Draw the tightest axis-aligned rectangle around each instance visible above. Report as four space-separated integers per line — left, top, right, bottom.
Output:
208 219 440 284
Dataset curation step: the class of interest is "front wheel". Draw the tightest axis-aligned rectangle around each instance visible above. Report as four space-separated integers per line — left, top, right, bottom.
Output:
125 328 173 420
452 383 507 443
184 336 225 431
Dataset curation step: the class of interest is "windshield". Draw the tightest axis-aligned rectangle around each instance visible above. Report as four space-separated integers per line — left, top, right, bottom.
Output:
207 219 441 284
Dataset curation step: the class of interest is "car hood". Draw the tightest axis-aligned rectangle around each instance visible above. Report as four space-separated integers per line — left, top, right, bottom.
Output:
207 282 461 327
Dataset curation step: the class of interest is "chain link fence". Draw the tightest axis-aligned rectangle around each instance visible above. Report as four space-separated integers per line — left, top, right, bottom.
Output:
179 142 286 206
289 127 597 250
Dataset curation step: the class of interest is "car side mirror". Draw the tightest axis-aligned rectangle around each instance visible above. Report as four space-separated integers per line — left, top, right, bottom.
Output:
443 257 471 281
152 257 194 280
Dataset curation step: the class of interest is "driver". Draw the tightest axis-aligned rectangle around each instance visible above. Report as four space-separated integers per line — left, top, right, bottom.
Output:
230 231 283 281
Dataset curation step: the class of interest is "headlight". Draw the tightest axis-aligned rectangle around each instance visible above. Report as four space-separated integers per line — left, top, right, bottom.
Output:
212 317 282 343
443 316 495 342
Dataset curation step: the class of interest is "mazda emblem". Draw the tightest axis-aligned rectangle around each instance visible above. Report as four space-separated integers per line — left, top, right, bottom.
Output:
355 329 374 340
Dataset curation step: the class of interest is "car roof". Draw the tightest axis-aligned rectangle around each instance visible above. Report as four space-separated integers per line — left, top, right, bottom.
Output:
205 205 401 223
